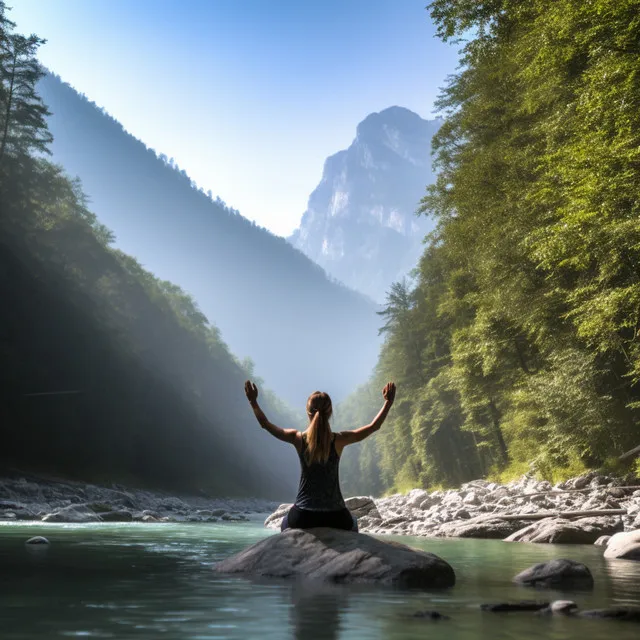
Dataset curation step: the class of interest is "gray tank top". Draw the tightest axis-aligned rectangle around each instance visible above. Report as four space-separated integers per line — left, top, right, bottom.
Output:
294 433 346 511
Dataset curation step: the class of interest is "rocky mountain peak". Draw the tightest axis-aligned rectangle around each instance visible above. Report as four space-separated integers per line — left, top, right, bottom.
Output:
290 107 440 302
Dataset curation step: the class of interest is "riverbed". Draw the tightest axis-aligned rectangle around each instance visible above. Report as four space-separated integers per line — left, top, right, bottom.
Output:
1 519 639 639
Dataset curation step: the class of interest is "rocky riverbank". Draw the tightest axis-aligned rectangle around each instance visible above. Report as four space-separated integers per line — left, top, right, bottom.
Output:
265 472 640 549
0 474 279 524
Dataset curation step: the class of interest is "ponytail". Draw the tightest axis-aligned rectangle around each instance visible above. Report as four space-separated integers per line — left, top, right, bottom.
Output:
305 391 333 465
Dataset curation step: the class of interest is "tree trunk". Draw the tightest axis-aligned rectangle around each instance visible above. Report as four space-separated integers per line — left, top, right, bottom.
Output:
488 399 509 464
0 47 17 166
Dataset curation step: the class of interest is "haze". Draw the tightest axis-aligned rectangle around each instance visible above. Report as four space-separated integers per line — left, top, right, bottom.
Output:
10 0 459 237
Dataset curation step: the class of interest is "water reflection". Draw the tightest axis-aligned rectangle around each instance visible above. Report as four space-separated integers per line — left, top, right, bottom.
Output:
289 582 347 640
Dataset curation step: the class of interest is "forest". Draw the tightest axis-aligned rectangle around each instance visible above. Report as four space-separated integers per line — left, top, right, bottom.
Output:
341 0 640 495
0 5 300 498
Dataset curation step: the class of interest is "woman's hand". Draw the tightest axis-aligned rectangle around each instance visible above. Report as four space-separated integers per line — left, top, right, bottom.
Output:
382 381 396 404
244 380 259 404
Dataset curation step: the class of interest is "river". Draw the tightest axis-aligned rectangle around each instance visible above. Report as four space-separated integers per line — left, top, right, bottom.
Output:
1 518 639 639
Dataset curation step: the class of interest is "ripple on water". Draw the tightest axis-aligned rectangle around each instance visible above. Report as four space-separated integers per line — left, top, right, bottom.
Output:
0 521 639 640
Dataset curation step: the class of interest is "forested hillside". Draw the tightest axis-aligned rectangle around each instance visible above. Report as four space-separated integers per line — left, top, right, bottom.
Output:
0 7 299 498
340 0 640 495
37 73 381 406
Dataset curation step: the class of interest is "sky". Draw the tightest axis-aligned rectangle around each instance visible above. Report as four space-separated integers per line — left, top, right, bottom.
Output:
10 0 461 237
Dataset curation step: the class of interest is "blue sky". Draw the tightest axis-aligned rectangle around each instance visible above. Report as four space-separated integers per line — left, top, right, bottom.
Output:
11 0 460 237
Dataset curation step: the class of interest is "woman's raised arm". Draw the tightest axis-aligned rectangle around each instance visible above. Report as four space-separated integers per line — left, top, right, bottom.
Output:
335 382 396 453
245 380 301 448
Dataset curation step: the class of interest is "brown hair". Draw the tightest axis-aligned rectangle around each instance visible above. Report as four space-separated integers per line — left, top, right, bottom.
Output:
304 391 333 465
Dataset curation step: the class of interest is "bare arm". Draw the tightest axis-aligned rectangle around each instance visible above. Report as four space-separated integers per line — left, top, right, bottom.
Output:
335 382 396 453
245 380 300 448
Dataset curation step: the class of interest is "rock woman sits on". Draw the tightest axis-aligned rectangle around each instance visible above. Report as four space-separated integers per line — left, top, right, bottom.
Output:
245 380 396 532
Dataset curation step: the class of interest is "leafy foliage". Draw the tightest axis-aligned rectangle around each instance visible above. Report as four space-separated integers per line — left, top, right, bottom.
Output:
341 0 640 494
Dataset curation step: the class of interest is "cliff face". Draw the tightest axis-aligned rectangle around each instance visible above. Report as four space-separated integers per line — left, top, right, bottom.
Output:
290 106 440 302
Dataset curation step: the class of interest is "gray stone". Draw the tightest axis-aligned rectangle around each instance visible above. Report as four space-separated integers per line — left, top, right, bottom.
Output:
42 504 101 523
410 610 450 620
549 600 578 614
98 510 133 522
513 559 593 589
214 528 455 588
594 535 611 547
264 503 291 530
504 517 623 544
25 536 49 545
141 514 160 522
345 496 380 519
463 492 480 506
437 517 528 539
603 530 640 560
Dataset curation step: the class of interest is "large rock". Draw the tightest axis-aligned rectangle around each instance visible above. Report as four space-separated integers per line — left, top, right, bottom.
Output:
436 517 529 539
42 504 102 523
513 559 593 589
345 496 380 519
98 510 133 522
264 504 291 530
504 517 623 544
603 530 640 560
214 528 456 588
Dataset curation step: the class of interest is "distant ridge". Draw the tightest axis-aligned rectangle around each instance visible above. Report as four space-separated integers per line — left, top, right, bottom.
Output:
38 72 381 404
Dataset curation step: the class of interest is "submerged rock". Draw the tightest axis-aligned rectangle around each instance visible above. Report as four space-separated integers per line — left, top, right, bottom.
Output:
25 536 49 545
345 496 380 519
513 559 594 589
480 601 549 612
213 528 456 588
410 610 450 620
546 600 578 615
603 530 640 560
578 608 640 622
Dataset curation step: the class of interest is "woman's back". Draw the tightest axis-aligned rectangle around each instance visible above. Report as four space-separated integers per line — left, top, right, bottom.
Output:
294 432 345 511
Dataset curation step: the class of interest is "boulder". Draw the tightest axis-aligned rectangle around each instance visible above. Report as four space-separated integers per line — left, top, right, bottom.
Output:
42 504 101 523
213 528 456 588
504 517 623 544
406 490 429 509
513 559 593 589
544 600 578 615
98 510 133 522
594 535 611 547
603 530 640 560
344 496 381 519
25 536 49 545
264 504 291 530
437 517 529 539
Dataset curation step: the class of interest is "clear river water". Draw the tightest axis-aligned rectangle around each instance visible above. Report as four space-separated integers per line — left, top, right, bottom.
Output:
1 517 639 640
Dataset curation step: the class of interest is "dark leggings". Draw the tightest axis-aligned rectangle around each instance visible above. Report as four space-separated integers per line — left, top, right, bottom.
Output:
281 504 358 532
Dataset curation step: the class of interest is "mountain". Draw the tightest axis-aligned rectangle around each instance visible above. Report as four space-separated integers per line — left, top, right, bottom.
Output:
37 73 381 406
290 107 440 302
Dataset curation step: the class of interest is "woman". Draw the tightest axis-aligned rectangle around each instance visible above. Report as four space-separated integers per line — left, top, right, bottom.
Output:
244 379 396 531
